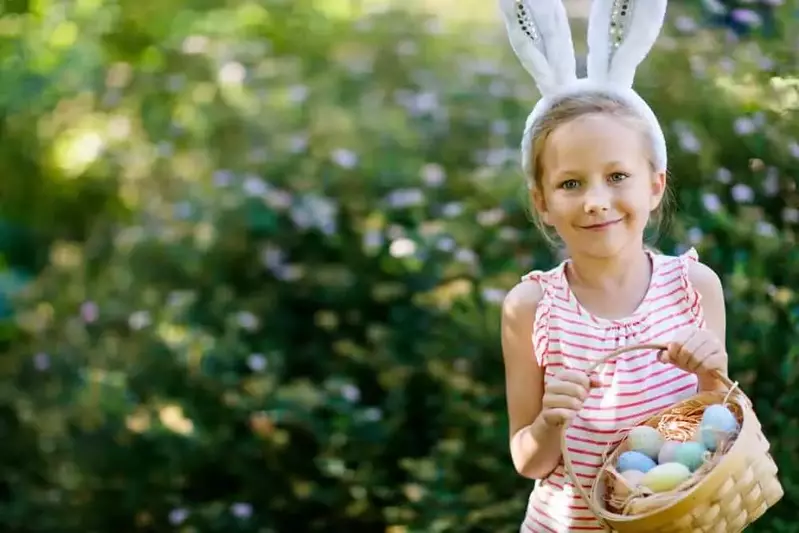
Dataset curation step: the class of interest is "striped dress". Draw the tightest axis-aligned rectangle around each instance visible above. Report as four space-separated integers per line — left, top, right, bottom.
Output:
520 248 704 532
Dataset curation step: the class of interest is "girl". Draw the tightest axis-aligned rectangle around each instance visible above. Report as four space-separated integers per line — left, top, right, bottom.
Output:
497 1 729 531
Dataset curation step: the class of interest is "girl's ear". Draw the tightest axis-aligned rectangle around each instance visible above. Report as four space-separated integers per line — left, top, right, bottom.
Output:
649 170 667 212
531 187 551 226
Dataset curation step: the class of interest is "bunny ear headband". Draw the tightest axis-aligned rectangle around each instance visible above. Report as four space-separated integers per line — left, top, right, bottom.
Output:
499 0 669 187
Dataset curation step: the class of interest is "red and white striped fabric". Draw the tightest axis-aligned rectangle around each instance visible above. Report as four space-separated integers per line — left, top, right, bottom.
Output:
519 248 704 532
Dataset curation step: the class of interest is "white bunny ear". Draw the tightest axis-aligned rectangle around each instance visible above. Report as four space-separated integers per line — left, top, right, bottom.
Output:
498 0 578 96
586 0 668 87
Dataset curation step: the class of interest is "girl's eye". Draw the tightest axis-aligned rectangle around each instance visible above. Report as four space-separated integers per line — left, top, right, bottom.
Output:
560 179 580 190
609 172 629 183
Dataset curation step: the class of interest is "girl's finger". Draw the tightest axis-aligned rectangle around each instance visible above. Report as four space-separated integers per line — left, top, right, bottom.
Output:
545 393 584 411
666 341 682 361
691 343 716 370
557 370 592 389
546 381 588 400
682 335 710 372
543 408 577 427
699 350 726 373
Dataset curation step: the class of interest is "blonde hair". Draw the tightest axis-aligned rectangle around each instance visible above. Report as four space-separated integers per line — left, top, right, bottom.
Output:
524 92 671 246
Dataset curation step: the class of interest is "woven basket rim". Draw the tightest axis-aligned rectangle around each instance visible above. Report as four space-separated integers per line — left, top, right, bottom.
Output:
590 389 753 522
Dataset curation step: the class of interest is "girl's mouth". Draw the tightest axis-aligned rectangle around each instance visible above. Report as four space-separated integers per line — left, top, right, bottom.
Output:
580 218 623 230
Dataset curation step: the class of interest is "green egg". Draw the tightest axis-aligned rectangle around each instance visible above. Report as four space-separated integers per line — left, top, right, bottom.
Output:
627 426 664 460
674 441 707 472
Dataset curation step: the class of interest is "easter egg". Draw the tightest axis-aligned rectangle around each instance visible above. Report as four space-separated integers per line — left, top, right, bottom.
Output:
614 469 646 498
617 451 657 474
627 426 665 460
674 441 707 472
657 440 681 464
698 404 740 451
622 469 646 485
640 462 692 493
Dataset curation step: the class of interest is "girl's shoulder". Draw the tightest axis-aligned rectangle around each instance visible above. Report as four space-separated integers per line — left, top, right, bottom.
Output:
683 255 725 313
653 247 722 290
653 247 725 324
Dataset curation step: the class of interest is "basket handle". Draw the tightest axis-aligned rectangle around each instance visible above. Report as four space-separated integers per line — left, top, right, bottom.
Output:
558 342 737 519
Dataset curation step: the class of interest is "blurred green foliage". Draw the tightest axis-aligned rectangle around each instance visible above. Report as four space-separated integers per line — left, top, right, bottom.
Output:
0 0 797 531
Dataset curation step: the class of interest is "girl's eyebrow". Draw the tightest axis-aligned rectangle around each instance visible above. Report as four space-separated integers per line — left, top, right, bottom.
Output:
555 161 629 176
553 170 580 178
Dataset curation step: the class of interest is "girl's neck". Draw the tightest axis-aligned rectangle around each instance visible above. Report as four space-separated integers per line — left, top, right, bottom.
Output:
565 243 651 292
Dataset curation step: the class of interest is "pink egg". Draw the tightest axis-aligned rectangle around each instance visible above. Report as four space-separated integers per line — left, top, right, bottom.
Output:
623 469 646 485
658 441 681 464
614 469 646 498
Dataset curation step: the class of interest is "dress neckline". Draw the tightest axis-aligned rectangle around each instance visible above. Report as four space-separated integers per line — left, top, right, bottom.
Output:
558 249 659 328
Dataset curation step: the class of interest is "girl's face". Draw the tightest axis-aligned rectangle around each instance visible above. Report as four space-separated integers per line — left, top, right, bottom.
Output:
533 113 666 259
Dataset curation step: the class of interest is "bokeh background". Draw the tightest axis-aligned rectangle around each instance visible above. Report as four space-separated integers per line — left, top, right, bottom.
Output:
0 0 797 531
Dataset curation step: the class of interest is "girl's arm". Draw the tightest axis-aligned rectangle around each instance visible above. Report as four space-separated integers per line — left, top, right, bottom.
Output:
688 261 729 392
501 281 564 479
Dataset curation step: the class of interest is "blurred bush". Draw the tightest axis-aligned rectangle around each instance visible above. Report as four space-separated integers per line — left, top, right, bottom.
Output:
690 0 783 39
0 0 798 532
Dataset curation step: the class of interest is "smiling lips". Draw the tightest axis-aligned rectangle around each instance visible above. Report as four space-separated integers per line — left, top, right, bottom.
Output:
580 218 623 230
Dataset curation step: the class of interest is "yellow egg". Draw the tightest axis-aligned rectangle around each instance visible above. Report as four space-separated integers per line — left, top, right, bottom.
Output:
640 462 692 493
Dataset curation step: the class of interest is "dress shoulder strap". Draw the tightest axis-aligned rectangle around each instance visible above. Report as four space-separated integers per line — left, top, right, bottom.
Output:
520 265 562 368
660 247 704 324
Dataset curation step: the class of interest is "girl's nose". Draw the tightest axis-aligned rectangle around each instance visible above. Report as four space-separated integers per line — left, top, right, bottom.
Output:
583 187 611 214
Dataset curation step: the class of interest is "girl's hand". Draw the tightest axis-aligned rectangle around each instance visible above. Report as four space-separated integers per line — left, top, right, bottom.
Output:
659 328 728 378
541 370 600 427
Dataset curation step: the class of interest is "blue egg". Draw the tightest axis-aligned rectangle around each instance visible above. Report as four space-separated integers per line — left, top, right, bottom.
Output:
701 405 739 431
699 404 740 451
617 451 657 474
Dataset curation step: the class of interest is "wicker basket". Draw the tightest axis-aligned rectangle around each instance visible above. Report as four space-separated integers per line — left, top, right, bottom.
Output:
561 343 784 533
